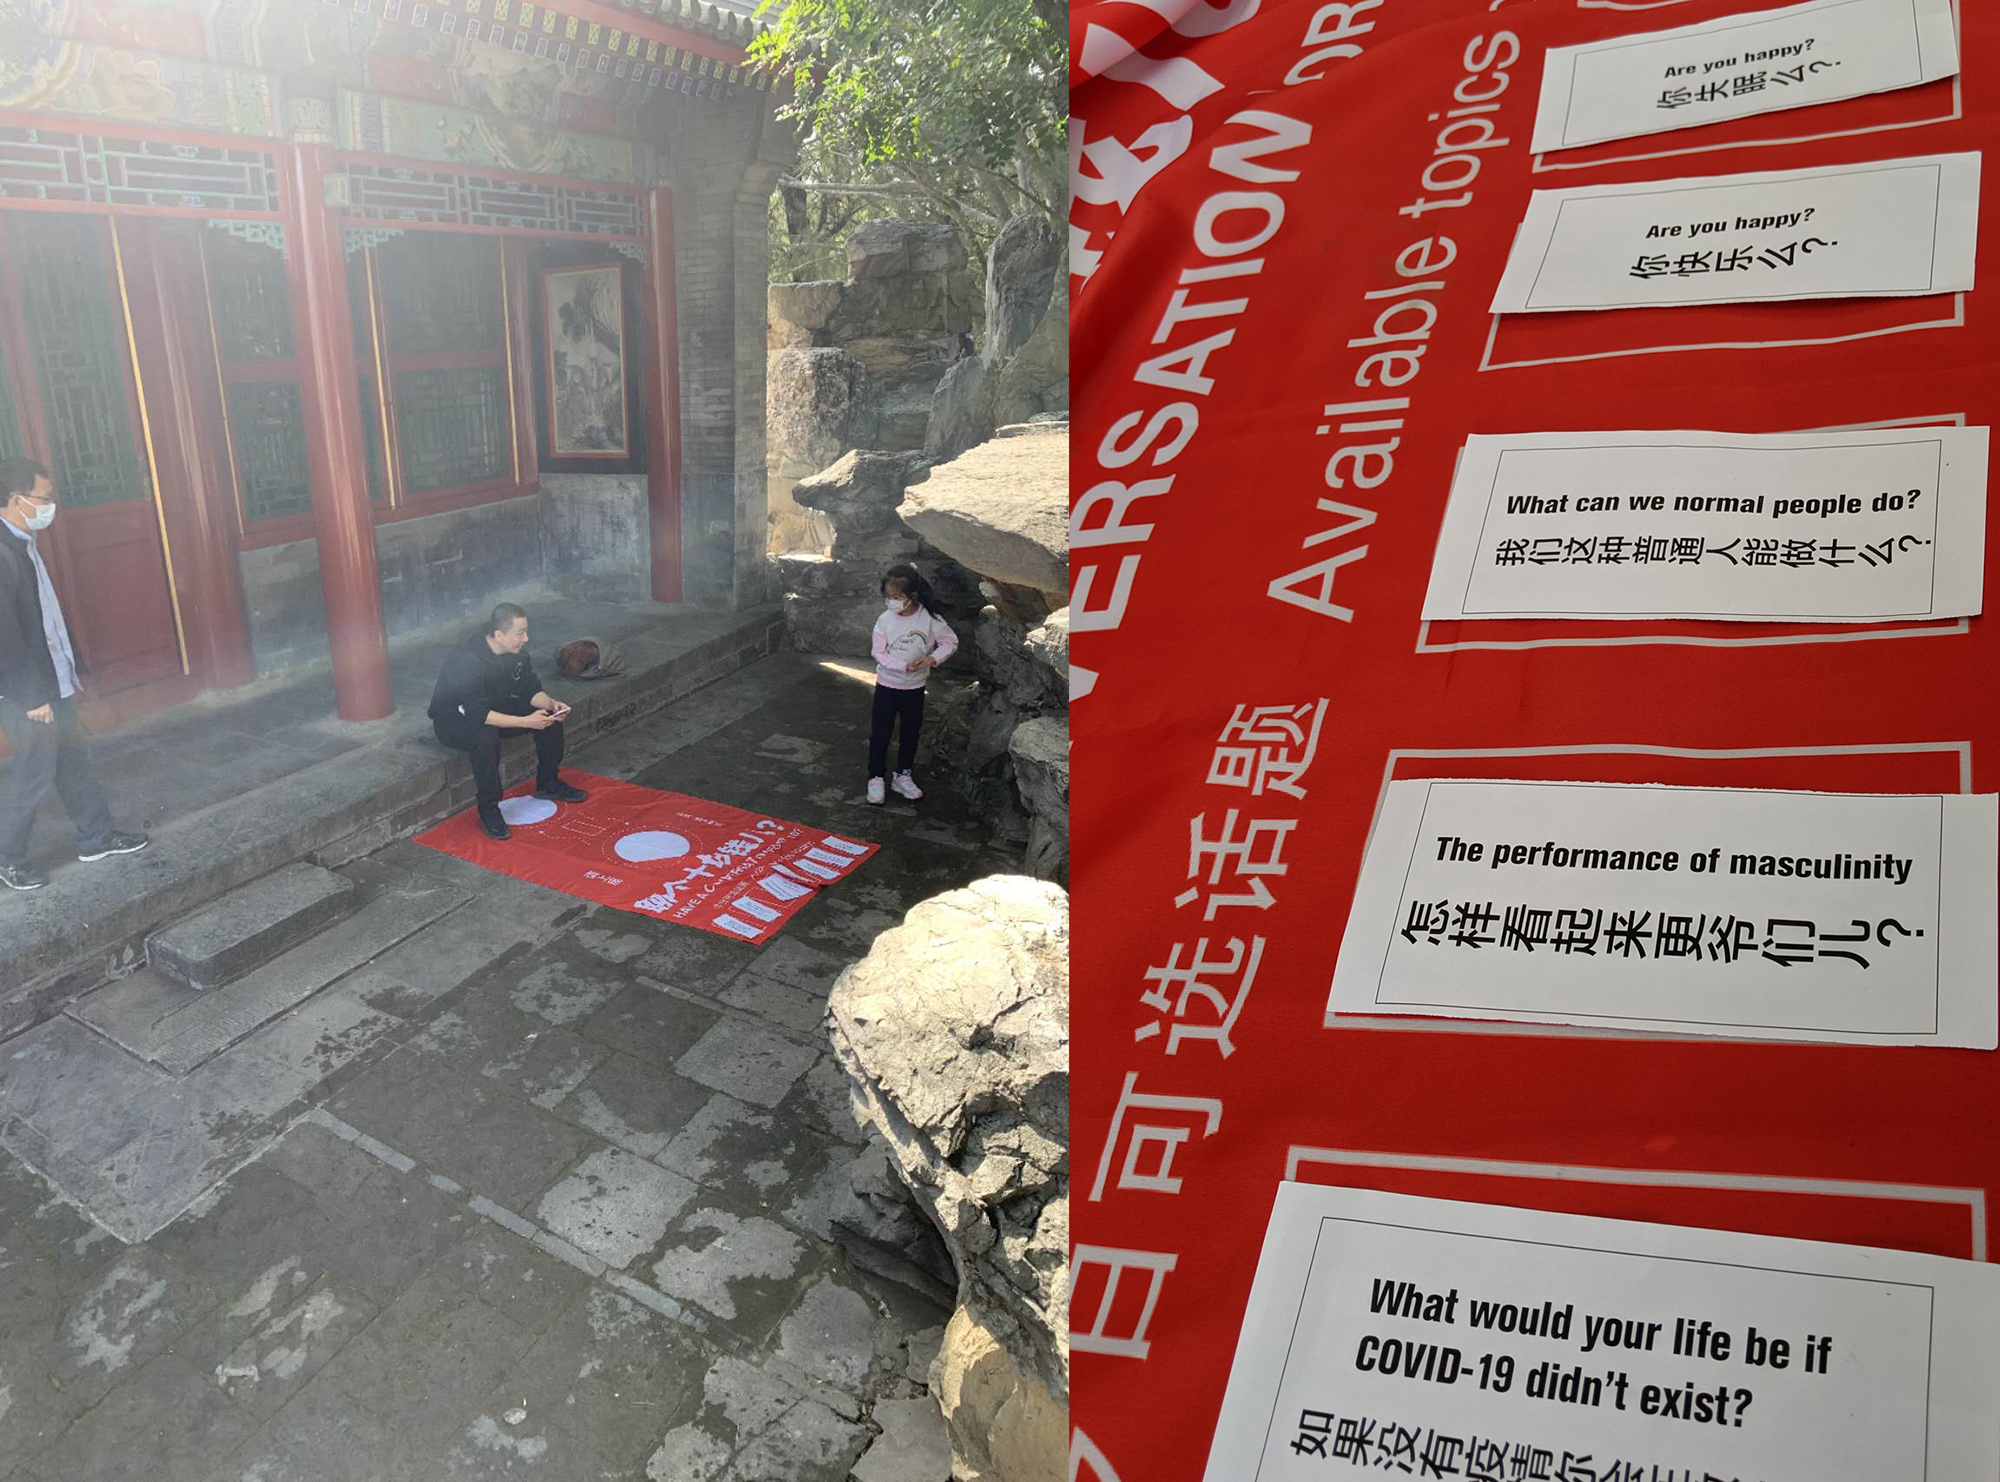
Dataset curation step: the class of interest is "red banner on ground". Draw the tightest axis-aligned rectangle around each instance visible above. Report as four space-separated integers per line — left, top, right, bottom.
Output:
415 771 876 943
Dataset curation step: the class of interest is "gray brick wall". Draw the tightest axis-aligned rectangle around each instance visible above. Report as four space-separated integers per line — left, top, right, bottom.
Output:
239 498 546 673
668 96 798 611
540 473 649 602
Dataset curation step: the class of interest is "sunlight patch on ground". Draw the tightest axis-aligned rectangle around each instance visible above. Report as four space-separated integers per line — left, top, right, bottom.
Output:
816 659 876 686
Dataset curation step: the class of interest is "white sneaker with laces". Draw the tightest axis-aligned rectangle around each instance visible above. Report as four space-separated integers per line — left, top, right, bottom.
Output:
866 777 886 805
892 772 923 801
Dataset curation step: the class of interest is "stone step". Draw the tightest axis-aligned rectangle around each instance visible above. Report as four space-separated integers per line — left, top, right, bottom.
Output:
146 863 358 990
136 874 472 1076
64 966 204 1061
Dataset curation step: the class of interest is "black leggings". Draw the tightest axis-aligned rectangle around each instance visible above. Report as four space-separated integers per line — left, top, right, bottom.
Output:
867 685 925 779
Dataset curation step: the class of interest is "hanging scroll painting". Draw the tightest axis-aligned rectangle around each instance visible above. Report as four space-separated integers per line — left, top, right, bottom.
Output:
541 262 629 457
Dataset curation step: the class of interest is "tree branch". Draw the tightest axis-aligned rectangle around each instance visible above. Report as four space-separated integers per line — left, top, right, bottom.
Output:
972 168 1017 226
780 177 938 198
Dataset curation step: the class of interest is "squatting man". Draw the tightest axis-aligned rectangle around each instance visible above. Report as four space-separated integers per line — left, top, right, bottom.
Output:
430 602 588 840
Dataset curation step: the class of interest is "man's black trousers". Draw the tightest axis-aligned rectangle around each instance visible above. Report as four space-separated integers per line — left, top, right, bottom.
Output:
434 702 564 809
0 696 113 867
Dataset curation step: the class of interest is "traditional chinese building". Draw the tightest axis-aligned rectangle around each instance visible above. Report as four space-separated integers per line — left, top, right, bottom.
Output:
0 0 794 723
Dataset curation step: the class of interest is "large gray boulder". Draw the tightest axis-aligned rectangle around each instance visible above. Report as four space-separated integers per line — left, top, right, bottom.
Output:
1008 718 1069 886
827 876 1069 1482
766 220 976 509
792 449 924 537
828 1141 957 1307
973 605 1065 714
769 278 845 334
878 380 954 454
965 693 1023 776
1024 607 1069 692
844 333 960 388
774 552 876 601
783 454 928 656
848 219 969 279
767 279 843 350
767 347 879 481
897 428 1068 601
834 275 976 343
831 525 923 574
925 355 997 464
782 593 879 658
832 222 975 342
984 214 1062 367
992 282 1068 427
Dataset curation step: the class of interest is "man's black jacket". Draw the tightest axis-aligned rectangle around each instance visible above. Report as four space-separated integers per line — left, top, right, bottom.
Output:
429 631 542 726
0 530 61 710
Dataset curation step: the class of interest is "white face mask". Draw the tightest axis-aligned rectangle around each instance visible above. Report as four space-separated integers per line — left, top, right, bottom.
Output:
21 500 54 532
884 596 908 613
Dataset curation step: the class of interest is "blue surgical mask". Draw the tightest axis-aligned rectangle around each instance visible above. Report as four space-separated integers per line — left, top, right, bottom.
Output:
22 501 54 532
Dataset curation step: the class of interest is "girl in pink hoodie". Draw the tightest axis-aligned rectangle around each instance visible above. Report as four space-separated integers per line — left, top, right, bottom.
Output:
867 563 958 804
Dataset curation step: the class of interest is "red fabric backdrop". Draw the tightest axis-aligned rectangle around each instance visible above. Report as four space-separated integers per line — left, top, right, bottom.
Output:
1072 1 1997 1476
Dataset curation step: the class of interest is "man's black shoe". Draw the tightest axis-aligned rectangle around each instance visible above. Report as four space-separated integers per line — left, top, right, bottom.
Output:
535 780 589 803
0 863 47 891
478 807 511 841
77 831 150 863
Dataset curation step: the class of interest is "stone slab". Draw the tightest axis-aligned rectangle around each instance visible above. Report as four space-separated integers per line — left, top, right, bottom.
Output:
0 1009 348 1242
64 966 202 1060
644 1353 870 1482
147 862 357 990
851 1396 954 1482
897 429 1068 597
674 1019 818 1110
494 1285 710 1470
144 879 472 1076
535 1147 698 1272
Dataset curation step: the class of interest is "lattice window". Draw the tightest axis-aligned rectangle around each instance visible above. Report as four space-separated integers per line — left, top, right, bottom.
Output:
394 366 510 494
0 344 22 463
8 214 146 509
377 234 503 356
348 250 375 361
225 380 313 524
359 376 386 503
340 163 644 239
207 234 294 363
0 128 281 213
200 226 318 534
349 231 518 507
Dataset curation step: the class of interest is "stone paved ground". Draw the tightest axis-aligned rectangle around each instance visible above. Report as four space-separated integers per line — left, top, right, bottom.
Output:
0 597 778 1020
0 655 998 1481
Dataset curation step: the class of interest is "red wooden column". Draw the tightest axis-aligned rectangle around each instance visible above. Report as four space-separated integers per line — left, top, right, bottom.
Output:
640 188 684 604
117 219 257 690
287 146 392 720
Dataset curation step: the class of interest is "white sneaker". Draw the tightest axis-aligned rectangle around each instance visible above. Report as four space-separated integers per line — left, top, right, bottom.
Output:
866 777 886 805
892 772 923 801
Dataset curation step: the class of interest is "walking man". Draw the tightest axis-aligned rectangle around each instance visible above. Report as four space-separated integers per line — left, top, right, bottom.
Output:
0 457 149 891
430 603 587 840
